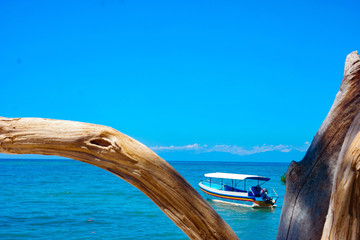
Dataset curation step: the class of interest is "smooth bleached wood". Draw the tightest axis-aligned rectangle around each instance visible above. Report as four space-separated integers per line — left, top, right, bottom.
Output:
0 117 238 240
277 51 360 240
321 113 360 240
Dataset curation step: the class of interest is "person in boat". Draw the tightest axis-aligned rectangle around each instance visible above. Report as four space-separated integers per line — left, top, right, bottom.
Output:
261 187 274 205
252 185 262 196
261 187 268 196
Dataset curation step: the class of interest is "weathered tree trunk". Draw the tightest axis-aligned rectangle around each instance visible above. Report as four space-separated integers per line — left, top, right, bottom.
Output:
277 51 360 240
321 112 360 240
0 117 238 240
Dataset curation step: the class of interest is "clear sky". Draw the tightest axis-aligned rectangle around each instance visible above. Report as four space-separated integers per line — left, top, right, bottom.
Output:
1 0 359 158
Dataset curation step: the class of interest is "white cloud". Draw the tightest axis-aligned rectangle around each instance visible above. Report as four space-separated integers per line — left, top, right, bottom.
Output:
150 143 202 151
207 144 292 155
150 142 310 156
293 141 311 152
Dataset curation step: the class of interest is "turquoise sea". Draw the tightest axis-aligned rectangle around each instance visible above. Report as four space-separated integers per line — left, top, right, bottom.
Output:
0 159 288 240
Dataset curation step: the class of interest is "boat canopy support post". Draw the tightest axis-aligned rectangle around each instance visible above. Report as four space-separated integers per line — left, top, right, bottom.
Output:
272 188 278 198
249 187 255 196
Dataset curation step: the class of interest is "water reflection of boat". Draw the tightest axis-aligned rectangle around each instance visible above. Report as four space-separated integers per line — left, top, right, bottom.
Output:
199 172 278 208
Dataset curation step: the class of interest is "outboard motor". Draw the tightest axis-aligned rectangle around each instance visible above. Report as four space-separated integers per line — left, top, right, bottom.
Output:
261 188 275 205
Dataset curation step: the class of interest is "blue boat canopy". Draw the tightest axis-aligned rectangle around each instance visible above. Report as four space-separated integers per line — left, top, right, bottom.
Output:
204 172 270 182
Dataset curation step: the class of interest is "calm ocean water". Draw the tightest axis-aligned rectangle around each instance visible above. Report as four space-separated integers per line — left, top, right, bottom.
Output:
0 159 288 240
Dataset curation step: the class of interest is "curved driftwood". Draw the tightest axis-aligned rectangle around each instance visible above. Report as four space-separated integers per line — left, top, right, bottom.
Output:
321 112 360 240
277 51 360 240
0 117 238 240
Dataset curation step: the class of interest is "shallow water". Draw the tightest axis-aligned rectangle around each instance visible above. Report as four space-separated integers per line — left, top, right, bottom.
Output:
0 159 288 239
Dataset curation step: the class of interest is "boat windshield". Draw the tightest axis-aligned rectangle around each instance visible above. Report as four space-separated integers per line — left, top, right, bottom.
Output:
203 173 269 192
204 172 270 182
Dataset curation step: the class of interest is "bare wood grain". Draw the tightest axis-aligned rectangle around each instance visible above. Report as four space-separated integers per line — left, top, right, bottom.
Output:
321 112 360 240
0 117 238 240
278 51 360 240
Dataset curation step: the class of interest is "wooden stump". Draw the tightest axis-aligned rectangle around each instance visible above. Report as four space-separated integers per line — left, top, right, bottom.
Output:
321 112 360 240
277 51 360 240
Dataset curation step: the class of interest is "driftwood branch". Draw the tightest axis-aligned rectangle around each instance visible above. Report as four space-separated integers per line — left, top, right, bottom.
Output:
0 117 238 240
278 51 360 240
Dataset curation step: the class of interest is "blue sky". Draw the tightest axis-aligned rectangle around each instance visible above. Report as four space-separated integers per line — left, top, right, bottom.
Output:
1 0 359 160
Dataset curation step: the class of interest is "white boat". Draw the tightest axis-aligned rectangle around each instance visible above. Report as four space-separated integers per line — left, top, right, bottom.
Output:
199 172 278 208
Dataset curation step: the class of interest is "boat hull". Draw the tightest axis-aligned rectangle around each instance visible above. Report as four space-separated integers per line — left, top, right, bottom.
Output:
199 182 275 208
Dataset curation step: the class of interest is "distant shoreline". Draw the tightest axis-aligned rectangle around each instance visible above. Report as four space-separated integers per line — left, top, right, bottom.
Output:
0 157 291 164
